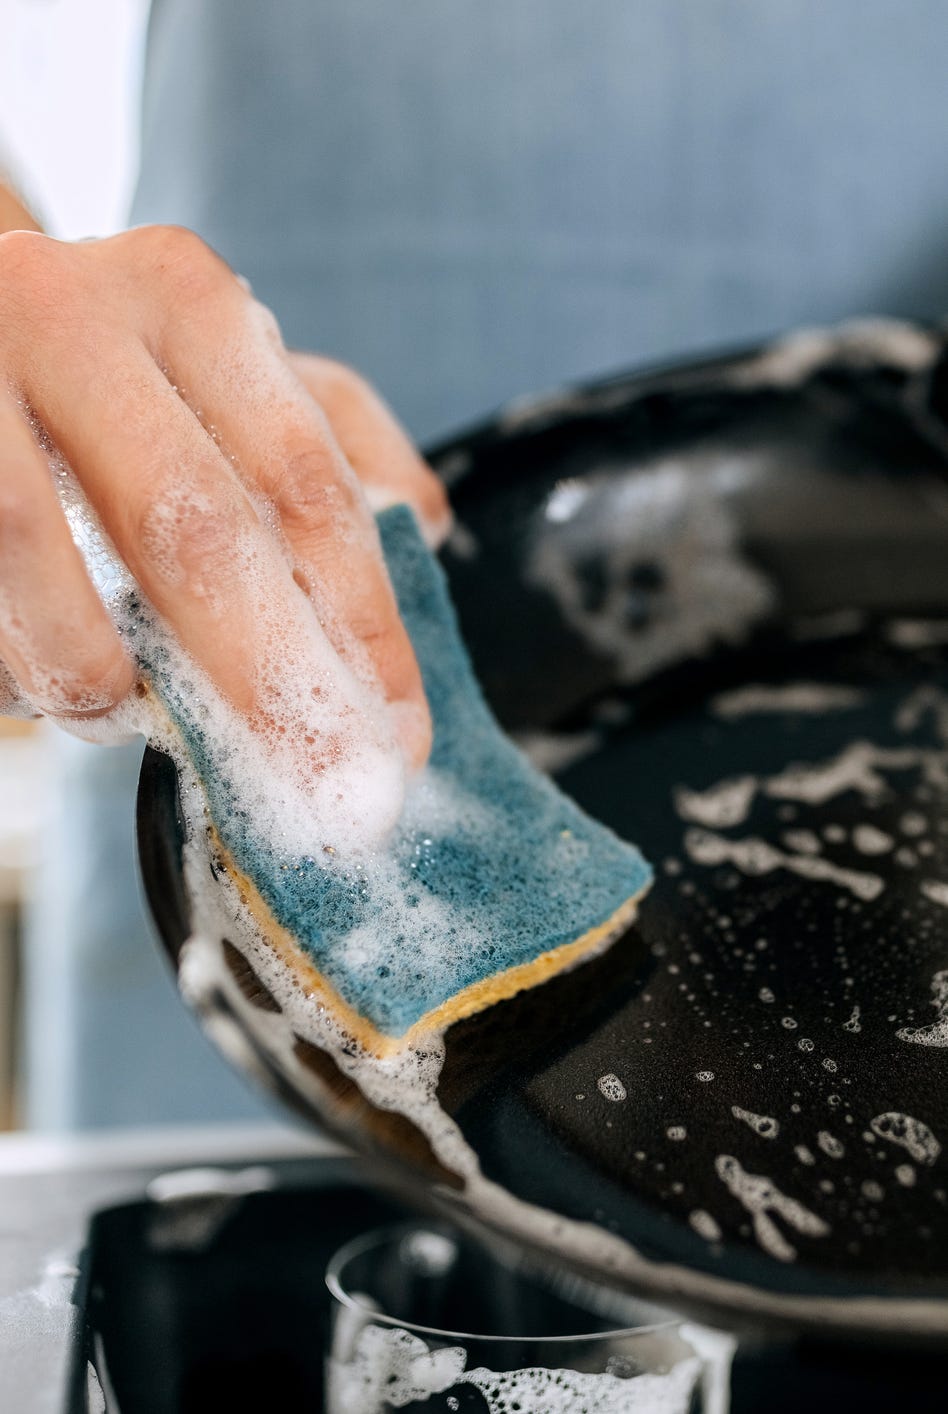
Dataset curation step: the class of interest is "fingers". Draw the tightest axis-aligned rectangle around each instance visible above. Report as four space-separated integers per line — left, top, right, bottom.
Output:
23 340 309 720
287 352 451 549
0 391 135 717
154 297 432 766
0 226 434 775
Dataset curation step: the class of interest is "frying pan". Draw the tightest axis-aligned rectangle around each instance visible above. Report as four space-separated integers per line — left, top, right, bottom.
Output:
138 318 948 1344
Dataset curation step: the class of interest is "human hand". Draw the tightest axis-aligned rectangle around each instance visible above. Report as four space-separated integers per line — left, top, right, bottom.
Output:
0 225 449 772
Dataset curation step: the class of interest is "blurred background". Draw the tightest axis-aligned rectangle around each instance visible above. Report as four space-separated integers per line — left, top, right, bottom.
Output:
0 0 146 1130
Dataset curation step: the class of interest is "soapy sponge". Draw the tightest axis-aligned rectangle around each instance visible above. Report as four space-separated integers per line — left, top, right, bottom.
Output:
161 507 652 1053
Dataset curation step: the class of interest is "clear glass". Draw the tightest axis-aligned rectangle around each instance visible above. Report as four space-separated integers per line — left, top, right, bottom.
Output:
325 1221 716 1413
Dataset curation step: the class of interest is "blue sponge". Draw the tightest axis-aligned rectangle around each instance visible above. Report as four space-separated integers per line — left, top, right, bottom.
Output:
149 507 652 1050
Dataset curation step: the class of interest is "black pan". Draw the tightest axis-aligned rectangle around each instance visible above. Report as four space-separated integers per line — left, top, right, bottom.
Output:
138 318 948 1344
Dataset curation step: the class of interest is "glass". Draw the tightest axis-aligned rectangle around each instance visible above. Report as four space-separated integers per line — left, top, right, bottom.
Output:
326 1221 721 1413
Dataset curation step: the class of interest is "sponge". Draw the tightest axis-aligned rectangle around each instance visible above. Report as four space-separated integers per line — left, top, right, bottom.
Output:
160 507 651 1054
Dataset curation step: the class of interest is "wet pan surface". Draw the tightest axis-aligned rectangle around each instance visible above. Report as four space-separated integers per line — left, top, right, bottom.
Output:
140 320 948 1339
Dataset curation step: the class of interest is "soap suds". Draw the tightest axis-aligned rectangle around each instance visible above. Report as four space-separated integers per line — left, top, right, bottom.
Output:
684 829 883 902
888 621 948 650
842 1006 862 1034
526 461 773 686
817 1132 844 1160
920 880 948 910
674 777 757 829
710 683 863 719
328 1321 702 1414
725 319 938 390
731 1106 779 1140
869 1113 941 1166
852 825 894 856
782 830 821 856
689 1209 722 1243
56 454 407 858
514 728 601 774
897 971 948 1049
674 741 948 835
598 1074 627 1103
714 1155 829 1263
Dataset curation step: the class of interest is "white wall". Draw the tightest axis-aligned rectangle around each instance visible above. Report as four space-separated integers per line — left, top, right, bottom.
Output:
0 0 148 238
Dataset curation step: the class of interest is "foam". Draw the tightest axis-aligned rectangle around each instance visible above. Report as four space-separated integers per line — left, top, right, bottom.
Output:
714 1155 829 1264
731 1107 779 1140
869 1113 941 1166
689 1210 722 1244
55 451 650 1045
897 971 948 1048
328 1320 702 1414
683 828 884 902
816 1132 844 1160
526 460 773 686
55 450 407 857
710 682 864 719
597 1074 627 1102
675 741 948 837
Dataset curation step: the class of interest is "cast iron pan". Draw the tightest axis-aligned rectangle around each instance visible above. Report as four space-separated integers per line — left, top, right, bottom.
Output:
138 319 948 1344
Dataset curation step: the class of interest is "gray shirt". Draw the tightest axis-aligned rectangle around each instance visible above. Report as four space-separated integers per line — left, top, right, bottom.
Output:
24 0 948 1130
133 0 948 443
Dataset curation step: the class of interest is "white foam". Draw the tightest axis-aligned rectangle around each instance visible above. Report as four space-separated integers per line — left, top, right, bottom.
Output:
725 319 938 390
764 742 948 808
674 776 757 829
526 461 773 686
852 825 894 856
895 686 948 741
897 971 948 1048
684 828 884 902
920 880 948 910
598 1074 627 1103
689 1210 722 1243
710 683 863 719
817 1132 844 1160
842 1006 862 1034
53 454 409 860
781 830 822 856
514 728 600 774
731 1107 779 1140
714 1155 829 1263
676 740 948 846
869 1112 941 1166
887 620 948 650
328 1320 702 1414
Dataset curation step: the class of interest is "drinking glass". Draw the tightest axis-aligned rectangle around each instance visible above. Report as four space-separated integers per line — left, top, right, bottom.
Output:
326 1221 725 1412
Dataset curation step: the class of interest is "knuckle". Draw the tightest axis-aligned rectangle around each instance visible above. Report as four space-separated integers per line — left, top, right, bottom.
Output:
139 224 231 302
136 476 246 591
275 438 358 531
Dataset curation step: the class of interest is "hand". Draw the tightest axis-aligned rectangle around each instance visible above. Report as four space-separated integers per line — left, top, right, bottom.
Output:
0 225 449 770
